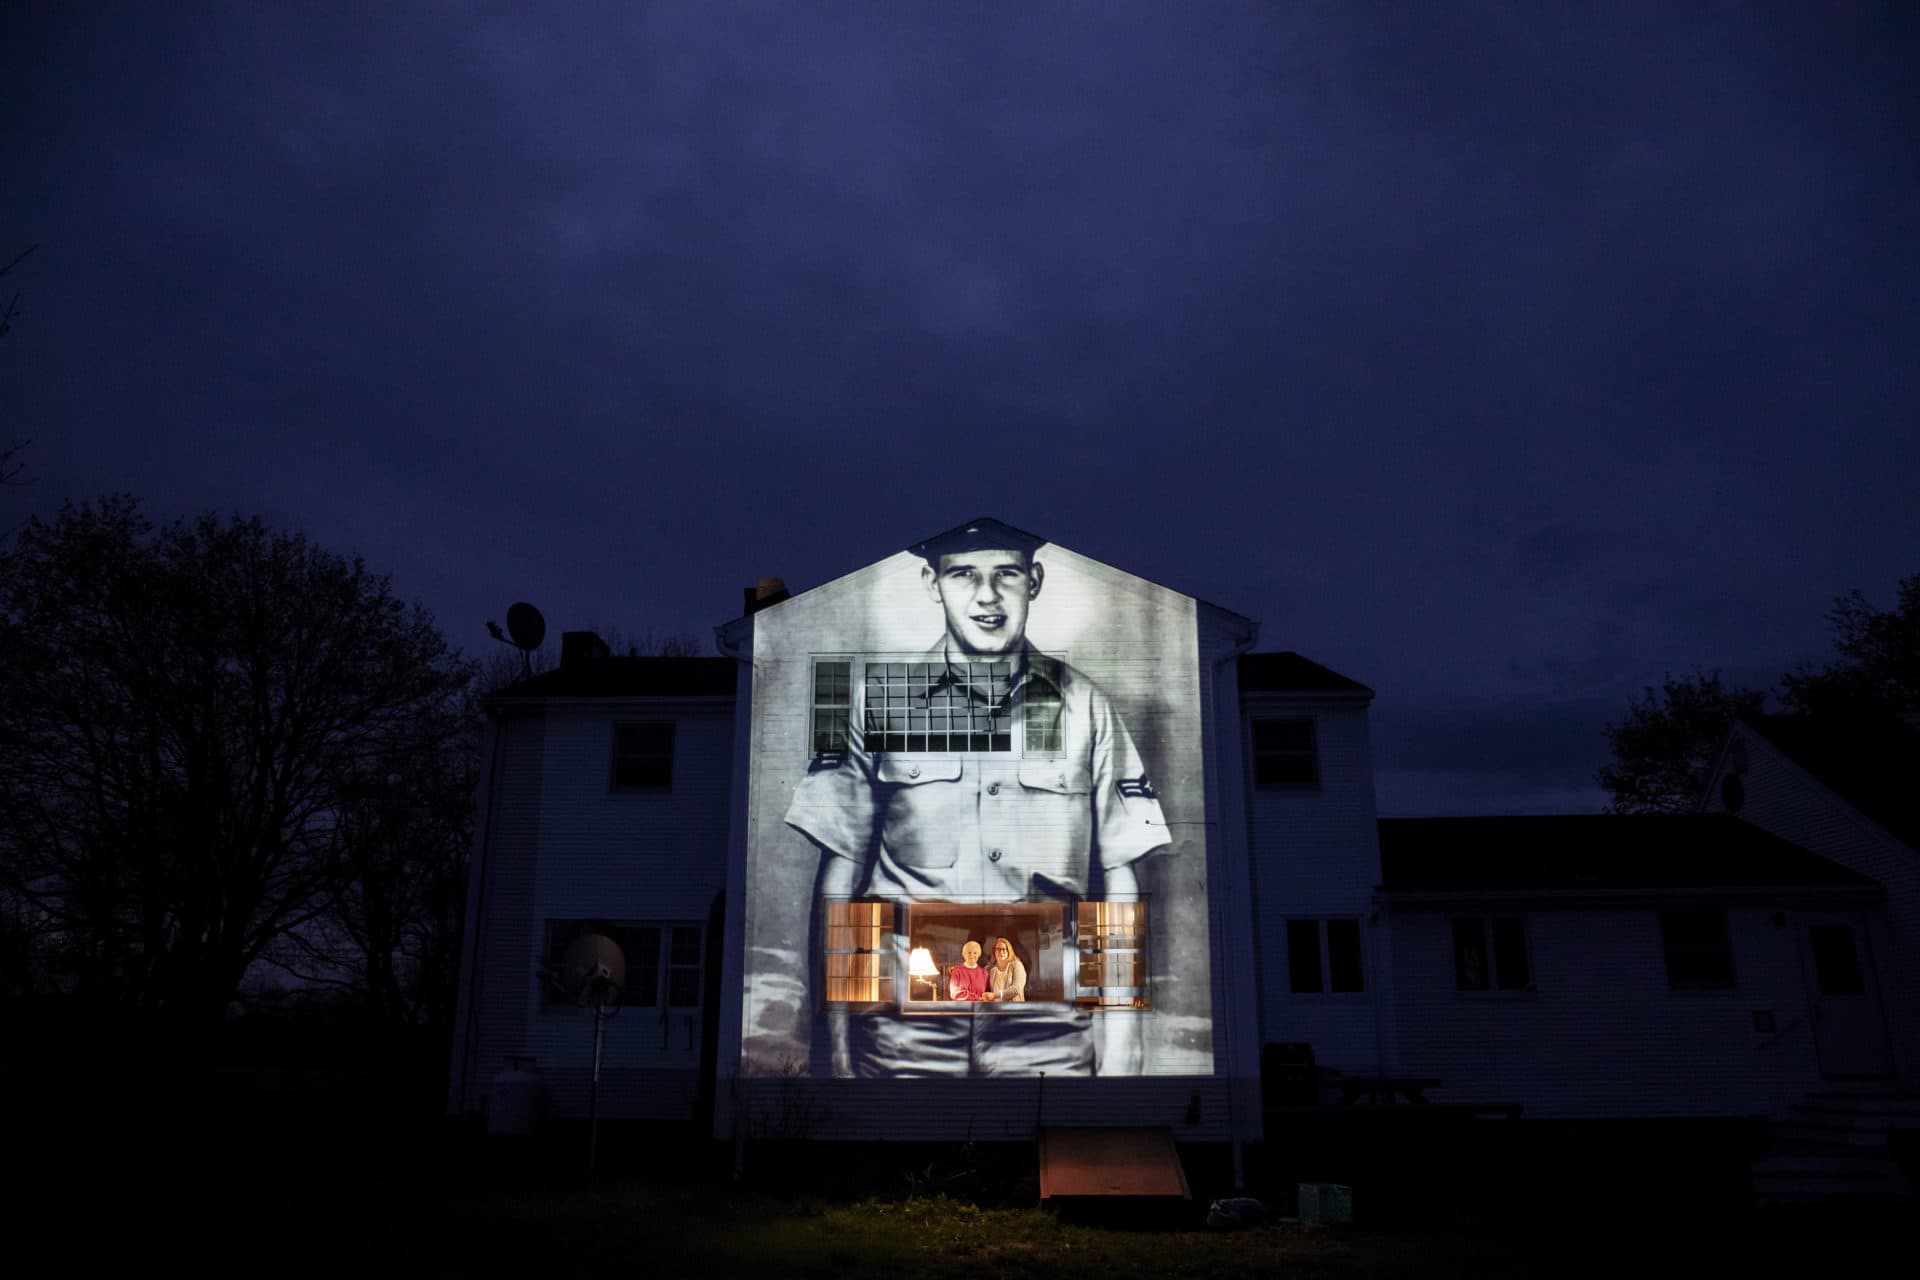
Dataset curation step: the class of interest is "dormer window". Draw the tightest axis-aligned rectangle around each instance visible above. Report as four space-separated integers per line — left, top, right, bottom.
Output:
1252 718 1319 789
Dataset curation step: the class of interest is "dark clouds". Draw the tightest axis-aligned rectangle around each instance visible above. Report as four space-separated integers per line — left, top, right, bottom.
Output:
6 1 1916 815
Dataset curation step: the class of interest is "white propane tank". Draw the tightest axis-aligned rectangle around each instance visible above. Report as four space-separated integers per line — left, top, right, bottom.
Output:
488 1056 543 1136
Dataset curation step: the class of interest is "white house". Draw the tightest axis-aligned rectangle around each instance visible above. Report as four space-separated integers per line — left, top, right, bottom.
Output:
446 519 1909 1153
1699 715 1920 1088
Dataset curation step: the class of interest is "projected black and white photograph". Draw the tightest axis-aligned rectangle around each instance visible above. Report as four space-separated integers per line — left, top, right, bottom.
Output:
740 519 1212 1078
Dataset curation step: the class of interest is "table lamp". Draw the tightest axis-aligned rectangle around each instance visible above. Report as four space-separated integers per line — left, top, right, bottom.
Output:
908 946 938 1000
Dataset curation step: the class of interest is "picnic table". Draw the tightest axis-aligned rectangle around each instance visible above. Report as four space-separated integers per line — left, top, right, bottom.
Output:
1335 1075 1441 1105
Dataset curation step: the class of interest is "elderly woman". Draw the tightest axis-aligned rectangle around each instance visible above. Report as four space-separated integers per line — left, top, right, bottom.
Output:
948 940 989 1001
986 937 1026 1003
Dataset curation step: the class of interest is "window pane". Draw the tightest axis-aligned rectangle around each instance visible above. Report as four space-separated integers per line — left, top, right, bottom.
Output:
1255 754 1317 787
670 925 702 965
617 724 673 754
1287 920 1323 994
621 925 661 1006
1327 919 1364 992
822 900 894 1004
612 722 673 791
1660 909 1735 989
1452 917 1489 991
1808 923 1865 997
667 967 701 1007
1491 918 1530 990
613 757 672 789
1253 719 1314 752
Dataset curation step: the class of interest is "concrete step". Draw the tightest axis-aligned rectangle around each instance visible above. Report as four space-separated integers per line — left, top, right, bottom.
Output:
1775 1119 1897 1149
1798 1091 1920 1116
1751 1155 1912 1204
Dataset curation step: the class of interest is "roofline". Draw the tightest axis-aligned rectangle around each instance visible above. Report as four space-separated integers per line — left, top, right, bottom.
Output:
1730 717 1920 857
714 519 1261 633
1375 882 1881 908
1241 688 1375 706
482 694 736 710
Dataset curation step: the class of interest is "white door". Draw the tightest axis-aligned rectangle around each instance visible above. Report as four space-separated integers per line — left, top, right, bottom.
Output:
1800 911 1894 1078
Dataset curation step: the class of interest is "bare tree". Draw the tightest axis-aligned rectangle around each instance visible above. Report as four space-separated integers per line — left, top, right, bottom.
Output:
0 495 474 1028
1 244 38 490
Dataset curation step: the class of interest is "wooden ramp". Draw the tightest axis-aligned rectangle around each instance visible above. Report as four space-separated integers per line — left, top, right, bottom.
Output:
1038 1126 1190 1202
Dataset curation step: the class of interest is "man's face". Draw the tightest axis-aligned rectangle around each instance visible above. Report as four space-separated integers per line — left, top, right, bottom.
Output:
922 549 1044 655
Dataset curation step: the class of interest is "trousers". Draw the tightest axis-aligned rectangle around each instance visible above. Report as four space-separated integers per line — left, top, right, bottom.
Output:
846 1007 1096 1078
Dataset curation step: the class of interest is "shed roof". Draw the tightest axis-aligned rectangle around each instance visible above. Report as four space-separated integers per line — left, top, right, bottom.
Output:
1238 651 1373 696
487 656 736 700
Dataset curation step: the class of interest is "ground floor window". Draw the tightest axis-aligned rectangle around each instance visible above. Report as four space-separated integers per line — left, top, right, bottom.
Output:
819 899 1148 1010
543 919 704 1009
1660 907 1736 990
823 900 894 1003
1286 917 1365 994
1451 915 1531 991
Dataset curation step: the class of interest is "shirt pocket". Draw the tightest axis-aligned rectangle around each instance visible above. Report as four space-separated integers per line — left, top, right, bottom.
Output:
1017 760 1092 795
1013 760 1094 885
877 756 965 868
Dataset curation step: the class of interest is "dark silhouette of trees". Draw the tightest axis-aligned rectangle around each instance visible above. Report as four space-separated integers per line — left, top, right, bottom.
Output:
1779 574 1920 719
1 244 37 490
0 495 475 1030
1600 573 1920 812
1599 671 1766 814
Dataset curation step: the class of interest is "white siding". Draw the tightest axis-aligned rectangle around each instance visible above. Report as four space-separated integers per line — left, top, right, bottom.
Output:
458 698 735 1121
729 1075 1234 1143
1704 725 1920 1085
1387 903 1823 1117
1242 695 1387 1075
451 709 544 1117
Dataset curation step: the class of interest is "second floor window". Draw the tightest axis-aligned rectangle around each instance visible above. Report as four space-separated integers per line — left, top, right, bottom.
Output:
611 722 674 791
1252 718 1319 789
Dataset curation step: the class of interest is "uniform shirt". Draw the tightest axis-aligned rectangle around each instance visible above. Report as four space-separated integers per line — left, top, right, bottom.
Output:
785 640 1170 901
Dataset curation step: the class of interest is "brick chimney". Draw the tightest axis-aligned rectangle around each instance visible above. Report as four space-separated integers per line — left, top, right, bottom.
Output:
744 576 790 615
560 630 612 669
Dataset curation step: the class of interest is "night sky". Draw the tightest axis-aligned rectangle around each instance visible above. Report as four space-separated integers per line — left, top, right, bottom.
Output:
6 3 1916 817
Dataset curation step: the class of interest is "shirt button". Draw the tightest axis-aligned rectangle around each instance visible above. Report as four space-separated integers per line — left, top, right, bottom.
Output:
908 766 920 778
987 783 1000 796
988 849 1003 863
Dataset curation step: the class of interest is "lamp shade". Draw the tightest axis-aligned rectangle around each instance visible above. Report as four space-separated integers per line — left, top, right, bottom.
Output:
908 947 937 978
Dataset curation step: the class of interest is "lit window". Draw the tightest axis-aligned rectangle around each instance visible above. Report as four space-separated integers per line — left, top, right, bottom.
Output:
610 722 673 791
1252 718 1318 789
823 901 894 1004
1076 900 1149 1008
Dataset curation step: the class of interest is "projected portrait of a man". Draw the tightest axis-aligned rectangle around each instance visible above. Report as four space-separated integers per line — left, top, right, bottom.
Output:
783 521 1171 1077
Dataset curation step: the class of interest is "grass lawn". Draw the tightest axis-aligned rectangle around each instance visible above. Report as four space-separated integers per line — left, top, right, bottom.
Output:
433 1177 1914 1279
8 1029 1911 1279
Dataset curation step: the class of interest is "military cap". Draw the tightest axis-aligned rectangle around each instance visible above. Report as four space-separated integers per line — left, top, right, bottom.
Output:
909 517 1047 566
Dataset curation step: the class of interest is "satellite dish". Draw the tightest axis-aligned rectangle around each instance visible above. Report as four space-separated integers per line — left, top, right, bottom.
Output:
505 602 547 652
559 931 625 1009
554 930 625 1177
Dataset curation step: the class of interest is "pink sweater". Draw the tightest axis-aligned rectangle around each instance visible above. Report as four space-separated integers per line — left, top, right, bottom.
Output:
948 964 988 1001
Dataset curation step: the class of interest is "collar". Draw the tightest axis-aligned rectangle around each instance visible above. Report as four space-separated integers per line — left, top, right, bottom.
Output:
923 637 1062 704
